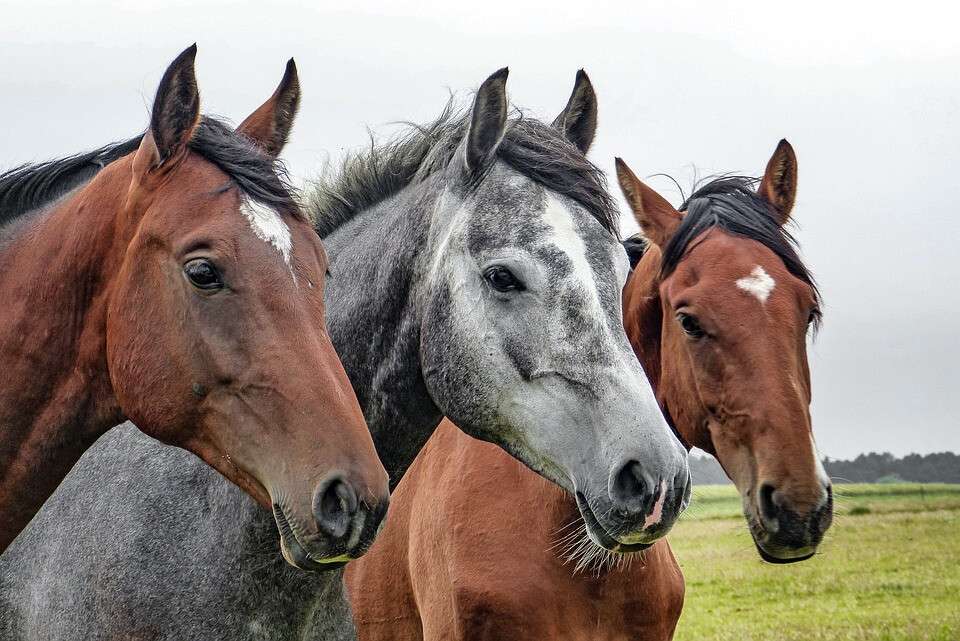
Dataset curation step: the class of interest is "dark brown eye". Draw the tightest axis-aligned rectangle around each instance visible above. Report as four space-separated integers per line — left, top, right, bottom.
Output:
484 266 524 293
677 312 705 338
184 259 223 291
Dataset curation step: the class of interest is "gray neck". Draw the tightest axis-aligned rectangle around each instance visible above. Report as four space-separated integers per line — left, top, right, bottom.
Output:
321 181 447 489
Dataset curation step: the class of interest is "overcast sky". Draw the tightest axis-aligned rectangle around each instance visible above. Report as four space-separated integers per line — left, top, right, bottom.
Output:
2 0 957 459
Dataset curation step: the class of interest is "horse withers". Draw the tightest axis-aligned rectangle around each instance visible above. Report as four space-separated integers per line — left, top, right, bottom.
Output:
0 47 389 564
346 139 831 641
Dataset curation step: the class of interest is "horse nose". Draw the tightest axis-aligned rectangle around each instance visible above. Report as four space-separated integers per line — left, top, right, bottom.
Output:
312 473 359 540
758 482 779 528
611 460 647 514
758 481 833 546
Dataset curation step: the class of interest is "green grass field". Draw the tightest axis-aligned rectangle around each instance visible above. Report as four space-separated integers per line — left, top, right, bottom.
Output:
671 483 960 641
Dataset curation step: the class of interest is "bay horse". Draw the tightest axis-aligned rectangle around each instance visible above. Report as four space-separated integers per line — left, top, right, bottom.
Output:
0 47 389 563
344 140 833 641
0 70 688 640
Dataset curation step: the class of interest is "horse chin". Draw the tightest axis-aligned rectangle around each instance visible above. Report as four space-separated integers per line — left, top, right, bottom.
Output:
746 516 817 564
273 504 350 572
574 492 654 554
752 537 816 564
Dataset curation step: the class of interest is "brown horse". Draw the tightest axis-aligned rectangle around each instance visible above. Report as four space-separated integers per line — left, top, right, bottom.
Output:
346 140 832 640
0 46 389 564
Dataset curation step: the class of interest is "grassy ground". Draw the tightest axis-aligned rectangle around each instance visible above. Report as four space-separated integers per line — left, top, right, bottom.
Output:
671 483 960 641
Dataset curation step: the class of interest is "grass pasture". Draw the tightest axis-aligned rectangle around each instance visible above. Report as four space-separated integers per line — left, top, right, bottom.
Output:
671 483 960 641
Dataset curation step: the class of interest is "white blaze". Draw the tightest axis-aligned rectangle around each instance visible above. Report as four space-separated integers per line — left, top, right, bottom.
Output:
736 265 775 304
240 199 293 271
540 194 606 320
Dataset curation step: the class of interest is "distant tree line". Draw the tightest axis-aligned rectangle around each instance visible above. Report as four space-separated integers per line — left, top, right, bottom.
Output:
689 451 960 485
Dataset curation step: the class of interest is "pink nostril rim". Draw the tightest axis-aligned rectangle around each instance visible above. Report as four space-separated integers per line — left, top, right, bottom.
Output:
643 479 668 529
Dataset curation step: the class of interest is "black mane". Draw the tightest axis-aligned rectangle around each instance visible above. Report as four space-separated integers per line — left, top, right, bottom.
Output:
0 116 300 229
663 175 821 324
189 118 300 217
0 138 140 226
307 102 618 238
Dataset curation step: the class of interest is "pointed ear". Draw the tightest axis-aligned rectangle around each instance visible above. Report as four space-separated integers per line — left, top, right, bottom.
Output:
551 69 597 154
464 67 509 177
615 157 682 248
134 44 201 174
757 139 798 225
237 58 301 158
622 235 648 270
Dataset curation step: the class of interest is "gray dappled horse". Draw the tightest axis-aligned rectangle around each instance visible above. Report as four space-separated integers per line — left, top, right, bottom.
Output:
0 69 689 640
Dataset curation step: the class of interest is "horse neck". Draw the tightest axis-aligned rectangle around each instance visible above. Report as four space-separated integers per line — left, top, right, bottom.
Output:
0 160 131 550
623 245 712 454
322 183 446 489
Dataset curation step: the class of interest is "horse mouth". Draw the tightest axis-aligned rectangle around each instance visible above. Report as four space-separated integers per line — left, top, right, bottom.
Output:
747 516 816 564
574 492 653 554
272 504 350 572
754 540 815 564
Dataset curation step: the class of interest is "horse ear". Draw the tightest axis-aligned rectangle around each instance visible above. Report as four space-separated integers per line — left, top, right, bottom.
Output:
615 157 682 248
552 69 597 154
464 67 509 177
134 44 201 173
622 235 649 270
757 139 798 225
237 58 301 158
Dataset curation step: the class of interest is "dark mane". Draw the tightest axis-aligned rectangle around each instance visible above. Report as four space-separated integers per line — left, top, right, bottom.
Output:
189 118 300 218
0 116 300 229
307 102 618 238
0 138 141 226
663 175 821 325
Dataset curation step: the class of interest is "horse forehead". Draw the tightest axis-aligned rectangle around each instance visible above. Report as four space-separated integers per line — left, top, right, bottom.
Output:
539 193 617 272
736 265 776 304
464 167 619 282
239 199 293 269
669 241 809 324
678 230 787 286
464 170 548 246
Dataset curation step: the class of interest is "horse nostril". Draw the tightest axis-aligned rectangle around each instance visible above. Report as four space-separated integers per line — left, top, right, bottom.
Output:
313 475 359 540
758 482 778 522
612 460 647 513
813 483 835 540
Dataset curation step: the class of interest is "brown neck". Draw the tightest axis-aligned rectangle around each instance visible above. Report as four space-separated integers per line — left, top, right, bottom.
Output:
0 164 130 551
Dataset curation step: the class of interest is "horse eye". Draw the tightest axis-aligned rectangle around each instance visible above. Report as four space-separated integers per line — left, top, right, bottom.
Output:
676 312 705 339
484 266 524 293
184 259 223 291
808 308 821 325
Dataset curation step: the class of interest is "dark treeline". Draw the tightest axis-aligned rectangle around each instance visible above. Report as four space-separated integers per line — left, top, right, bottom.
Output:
690 451 960 485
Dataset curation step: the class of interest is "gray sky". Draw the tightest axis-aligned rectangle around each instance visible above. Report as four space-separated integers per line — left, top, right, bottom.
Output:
2 0 957 459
